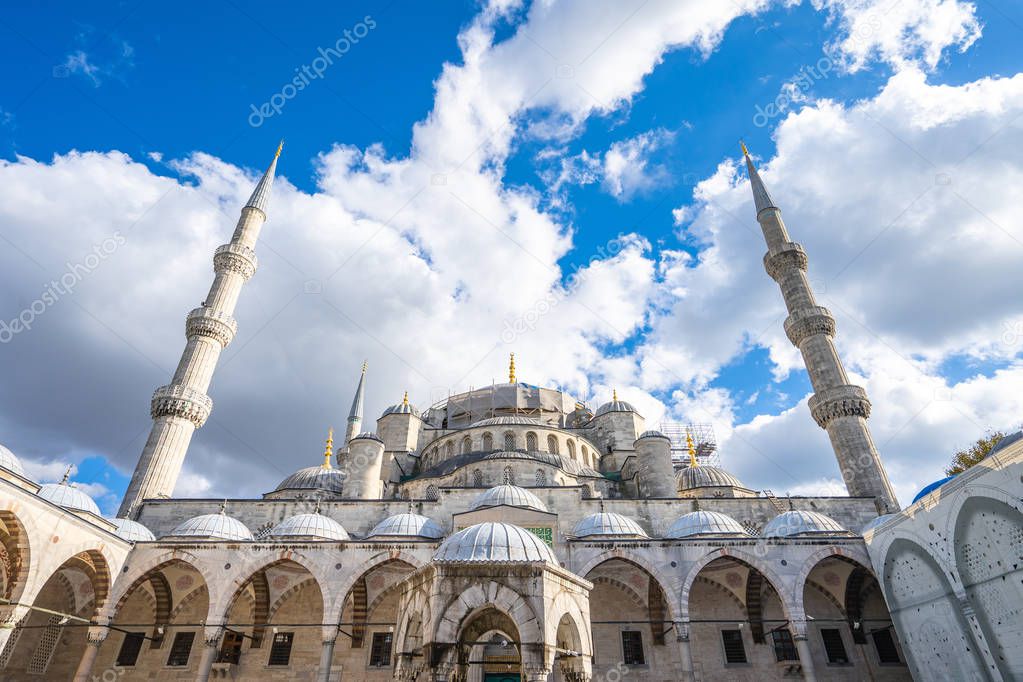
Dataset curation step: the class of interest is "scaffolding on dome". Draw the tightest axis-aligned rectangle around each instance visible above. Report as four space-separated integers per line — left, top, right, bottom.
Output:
659 421 720 468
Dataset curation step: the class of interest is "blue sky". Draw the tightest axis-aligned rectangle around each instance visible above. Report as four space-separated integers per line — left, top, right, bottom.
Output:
1 0 1021 514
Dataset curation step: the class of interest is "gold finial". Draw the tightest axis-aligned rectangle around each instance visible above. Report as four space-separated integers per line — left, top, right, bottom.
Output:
740 139 749 156
508 353 516 384
686 429 697 468
402 391 409 407
274 139 284 159
322 427 334 469
612 387 618 402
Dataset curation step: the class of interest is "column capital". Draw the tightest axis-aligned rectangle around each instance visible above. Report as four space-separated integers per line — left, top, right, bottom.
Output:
789 618 810 640
202 625 225 648
321 624 340 644
86 626 109 646
0 604 29 628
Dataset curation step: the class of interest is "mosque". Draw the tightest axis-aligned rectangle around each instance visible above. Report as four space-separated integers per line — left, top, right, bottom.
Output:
0 142 1019 682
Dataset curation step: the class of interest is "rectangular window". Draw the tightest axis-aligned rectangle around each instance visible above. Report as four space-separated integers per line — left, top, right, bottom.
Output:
268 632 294 666
621 630 645 665
771 628 799 662
820 628 849 664
721 629 747 664
115 632 146 667
872 628 901 664
369 632 393 667
217 630 243 665
166 632 194 667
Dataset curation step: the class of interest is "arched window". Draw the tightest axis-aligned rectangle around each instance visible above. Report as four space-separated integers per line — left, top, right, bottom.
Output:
546 434 559 454
581 445 590 467
473 469 484 487
503 466 513 485
460 436 472 454
482 432 494 451
445 441 454 458
504 432 516 451
526 432 538 451
535 469 546 486
567 439 576 459
426 485 439 501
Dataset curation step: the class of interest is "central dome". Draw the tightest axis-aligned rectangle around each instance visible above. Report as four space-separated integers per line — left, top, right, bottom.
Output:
676 466 745 491
469 485 547 512
433 522 557 563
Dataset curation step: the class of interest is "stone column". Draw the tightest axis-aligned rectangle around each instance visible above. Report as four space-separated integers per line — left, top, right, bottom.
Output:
72 626 108 682
0 604 28 657
791 620 817 682
676 621 695 682
318 625 338 682
195 626 224 682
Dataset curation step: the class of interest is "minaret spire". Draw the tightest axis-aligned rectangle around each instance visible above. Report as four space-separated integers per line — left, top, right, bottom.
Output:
344 362 367 447
742 143 899 511
118 143 282 518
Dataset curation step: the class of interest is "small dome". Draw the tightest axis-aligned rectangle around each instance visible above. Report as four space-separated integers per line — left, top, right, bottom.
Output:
383 394 420 417
637 430 669 440
433 522 557 563
167 510 253 541
572 512 647 538
861 514 896 535
471 416 541 427
762 510 848 538
111 518 155 542
676 466 745 491
0 444 25 477
274 466 345 494
270 513 349 540
351 432 384 443
368 512 445 539
38 481 101 516
911 476 956 504
594 399 636 417
470 485 547 512
666 511 747 538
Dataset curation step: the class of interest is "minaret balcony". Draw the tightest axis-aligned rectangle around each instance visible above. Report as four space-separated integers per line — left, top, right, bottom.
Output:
784 306 836 346
763 241 808 281
808 384 871 428
213 243 258 280
150 384 213 428
185 307 238 347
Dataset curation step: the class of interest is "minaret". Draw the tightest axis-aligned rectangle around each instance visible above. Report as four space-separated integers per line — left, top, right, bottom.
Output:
742 142 899 512
117 143 283 517
344 361 367 447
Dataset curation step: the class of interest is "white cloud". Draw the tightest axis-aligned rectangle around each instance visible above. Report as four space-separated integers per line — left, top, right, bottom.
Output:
602 129 675 200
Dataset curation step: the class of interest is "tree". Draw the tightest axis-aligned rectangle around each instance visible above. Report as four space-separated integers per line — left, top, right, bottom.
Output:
945 431 1006 476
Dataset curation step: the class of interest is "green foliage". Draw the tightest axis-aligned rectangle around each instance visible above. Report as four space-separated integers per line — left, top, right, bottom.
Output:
945 431 1006 476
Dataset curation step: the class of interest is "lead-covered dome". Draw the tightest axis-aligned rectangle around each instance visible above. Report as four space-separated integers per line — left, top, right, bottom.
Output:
666 511 747 538
38 480 101 516
270 513 349 540
166 508 253 541
274 466 345 495
470 484 547 512
594 398 636 417
433 522 557 563
383 394 420 417
572 512 647 538
0 444 25 477
761 510 848 537
471 416 541 427
368 512 444 539
676 466 745 491
111 518 155 542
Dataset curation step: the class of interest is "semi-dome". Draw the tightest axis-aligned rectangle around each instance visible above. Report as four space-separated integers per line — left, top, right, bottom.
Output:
761 510 848 538
270 513 349 540
469 484 547 512
433 522 557 563
0 444 25 477
572 512 648 538
111 518 155 542
37 479 101 516
676 466 745 491
274 466 345 494
167 508 253 541
666 511 747 538
911 476 956 504
368 512 445 539
861 514 896 535
471 416 541 427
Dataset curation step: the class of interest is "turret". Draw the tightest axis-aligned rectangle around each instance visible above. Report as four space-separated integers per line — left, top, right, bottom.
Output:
634 430 675 498
742 142 899 511
590 389 646 471
345 432 386 499
118 142 283 517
